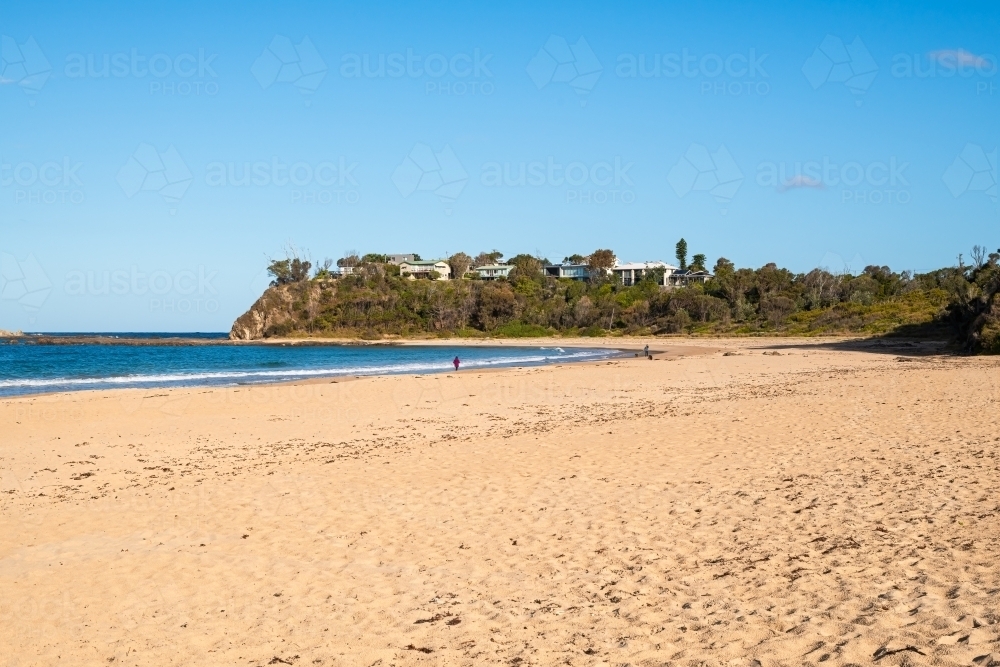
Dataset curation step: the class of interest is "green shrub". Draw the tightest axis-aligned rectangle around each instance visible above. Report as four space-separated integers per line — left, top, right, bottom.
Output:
494 323 554 338
978 318 1000 354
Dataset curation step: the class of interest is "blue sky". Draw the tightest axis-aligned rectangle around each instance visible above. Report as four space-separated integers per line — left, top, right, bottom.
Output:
1 0 998 331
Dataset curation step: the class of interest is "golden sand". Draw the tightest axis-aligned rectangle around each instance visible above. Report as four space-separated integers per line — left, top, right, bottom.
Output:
2 338 999 666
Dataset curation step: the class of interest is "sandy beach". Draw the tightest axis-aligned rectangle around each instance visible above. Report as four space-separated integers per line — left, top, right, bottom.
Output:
2 337 999 666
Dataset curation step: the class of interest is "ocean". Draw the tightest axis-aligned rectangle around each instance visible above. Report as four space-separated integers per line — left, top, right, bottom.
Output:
0 335 617 397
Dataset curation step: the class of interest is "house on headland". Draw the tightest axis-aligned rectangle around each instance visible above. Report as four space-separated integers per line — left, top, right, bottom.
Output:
612 261 678 286
400 260 451 280
475 264 512 280
609 262 714 287
666 269 713 286
387 254 415 265
544 263 591 280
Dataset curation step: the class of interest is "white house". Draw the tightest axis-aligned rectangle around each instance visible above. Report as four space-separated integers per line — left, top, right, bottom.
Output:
475 264 511 280
399 259 451 280
612 261 678 286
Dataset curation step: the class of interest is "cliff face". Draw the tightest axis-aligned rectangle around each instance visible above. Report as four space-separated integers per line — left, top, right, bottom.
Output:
229 285 296 340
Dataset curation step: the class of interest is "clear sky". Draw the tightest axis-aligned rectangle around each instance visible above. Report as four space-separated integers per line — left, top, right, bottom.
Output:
1 0 998 331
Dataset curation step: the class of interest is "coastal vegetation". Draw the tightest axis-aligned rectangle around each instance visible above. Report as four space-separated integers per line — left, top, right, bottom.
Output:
230 246 1000 353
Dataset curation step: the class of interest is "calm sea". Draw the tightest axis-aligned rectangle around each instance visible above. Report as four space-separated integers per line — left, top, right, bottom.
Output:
0 335 616 397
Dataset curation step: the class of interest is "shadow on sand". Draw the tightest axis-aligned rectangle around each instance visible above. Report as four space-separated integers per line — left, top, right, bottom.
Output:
750 321 961 358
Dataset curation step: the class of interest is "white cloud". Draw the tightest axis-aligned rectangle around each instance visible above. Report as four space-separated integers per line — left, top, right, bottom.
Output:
928 49 991 69
779 174 825 192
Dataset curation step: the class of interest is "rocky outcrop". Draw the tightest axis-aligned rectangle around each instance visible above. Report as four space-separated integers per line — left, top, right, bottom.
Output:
229 307 268 341
229 286 296 340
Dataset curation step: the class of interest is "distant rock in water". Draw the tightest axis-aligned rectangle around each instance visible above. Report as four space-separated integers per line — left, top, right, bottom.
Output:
0 329 24 337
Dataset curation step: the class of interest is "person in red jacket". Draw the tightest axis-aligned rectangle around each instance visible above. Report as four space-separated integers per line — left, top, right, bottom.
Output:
453 356 461 371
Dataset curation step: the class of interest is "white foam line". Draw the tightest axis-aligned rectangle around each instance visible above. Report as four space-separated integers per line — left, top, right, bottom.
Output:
0 349 615 390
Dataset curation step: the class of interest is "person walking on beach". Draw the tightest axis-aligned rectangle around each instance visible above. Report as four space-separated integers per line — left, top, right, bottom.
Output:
643 344 649 358
453 356 461 371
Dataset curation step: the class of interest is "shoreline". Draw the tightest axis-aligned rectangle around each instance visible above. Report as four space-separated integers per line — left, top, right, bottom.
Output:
0 340 644 402
1 329 951 347
0 335 948 403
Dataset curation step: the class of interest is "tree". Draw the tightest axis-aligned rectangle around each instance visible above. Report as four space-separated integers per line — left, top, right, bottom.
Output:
448 252 473 279
337 253 360 268
362 253 387 264
508 254 543 280
675 238 688 270
267 256 312 286
691 253 707 272
267 259 293 286
290 258 312 282
586 249 616 278
714 257 735 274
473 250 504 267
971 245 987 270
760 295 796 328
314 258 335 279
563 254 587 264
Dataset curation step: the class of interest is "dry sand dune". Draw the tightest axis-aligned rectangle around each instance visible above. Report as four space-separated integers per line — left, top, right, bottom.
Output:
2 338 999 666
